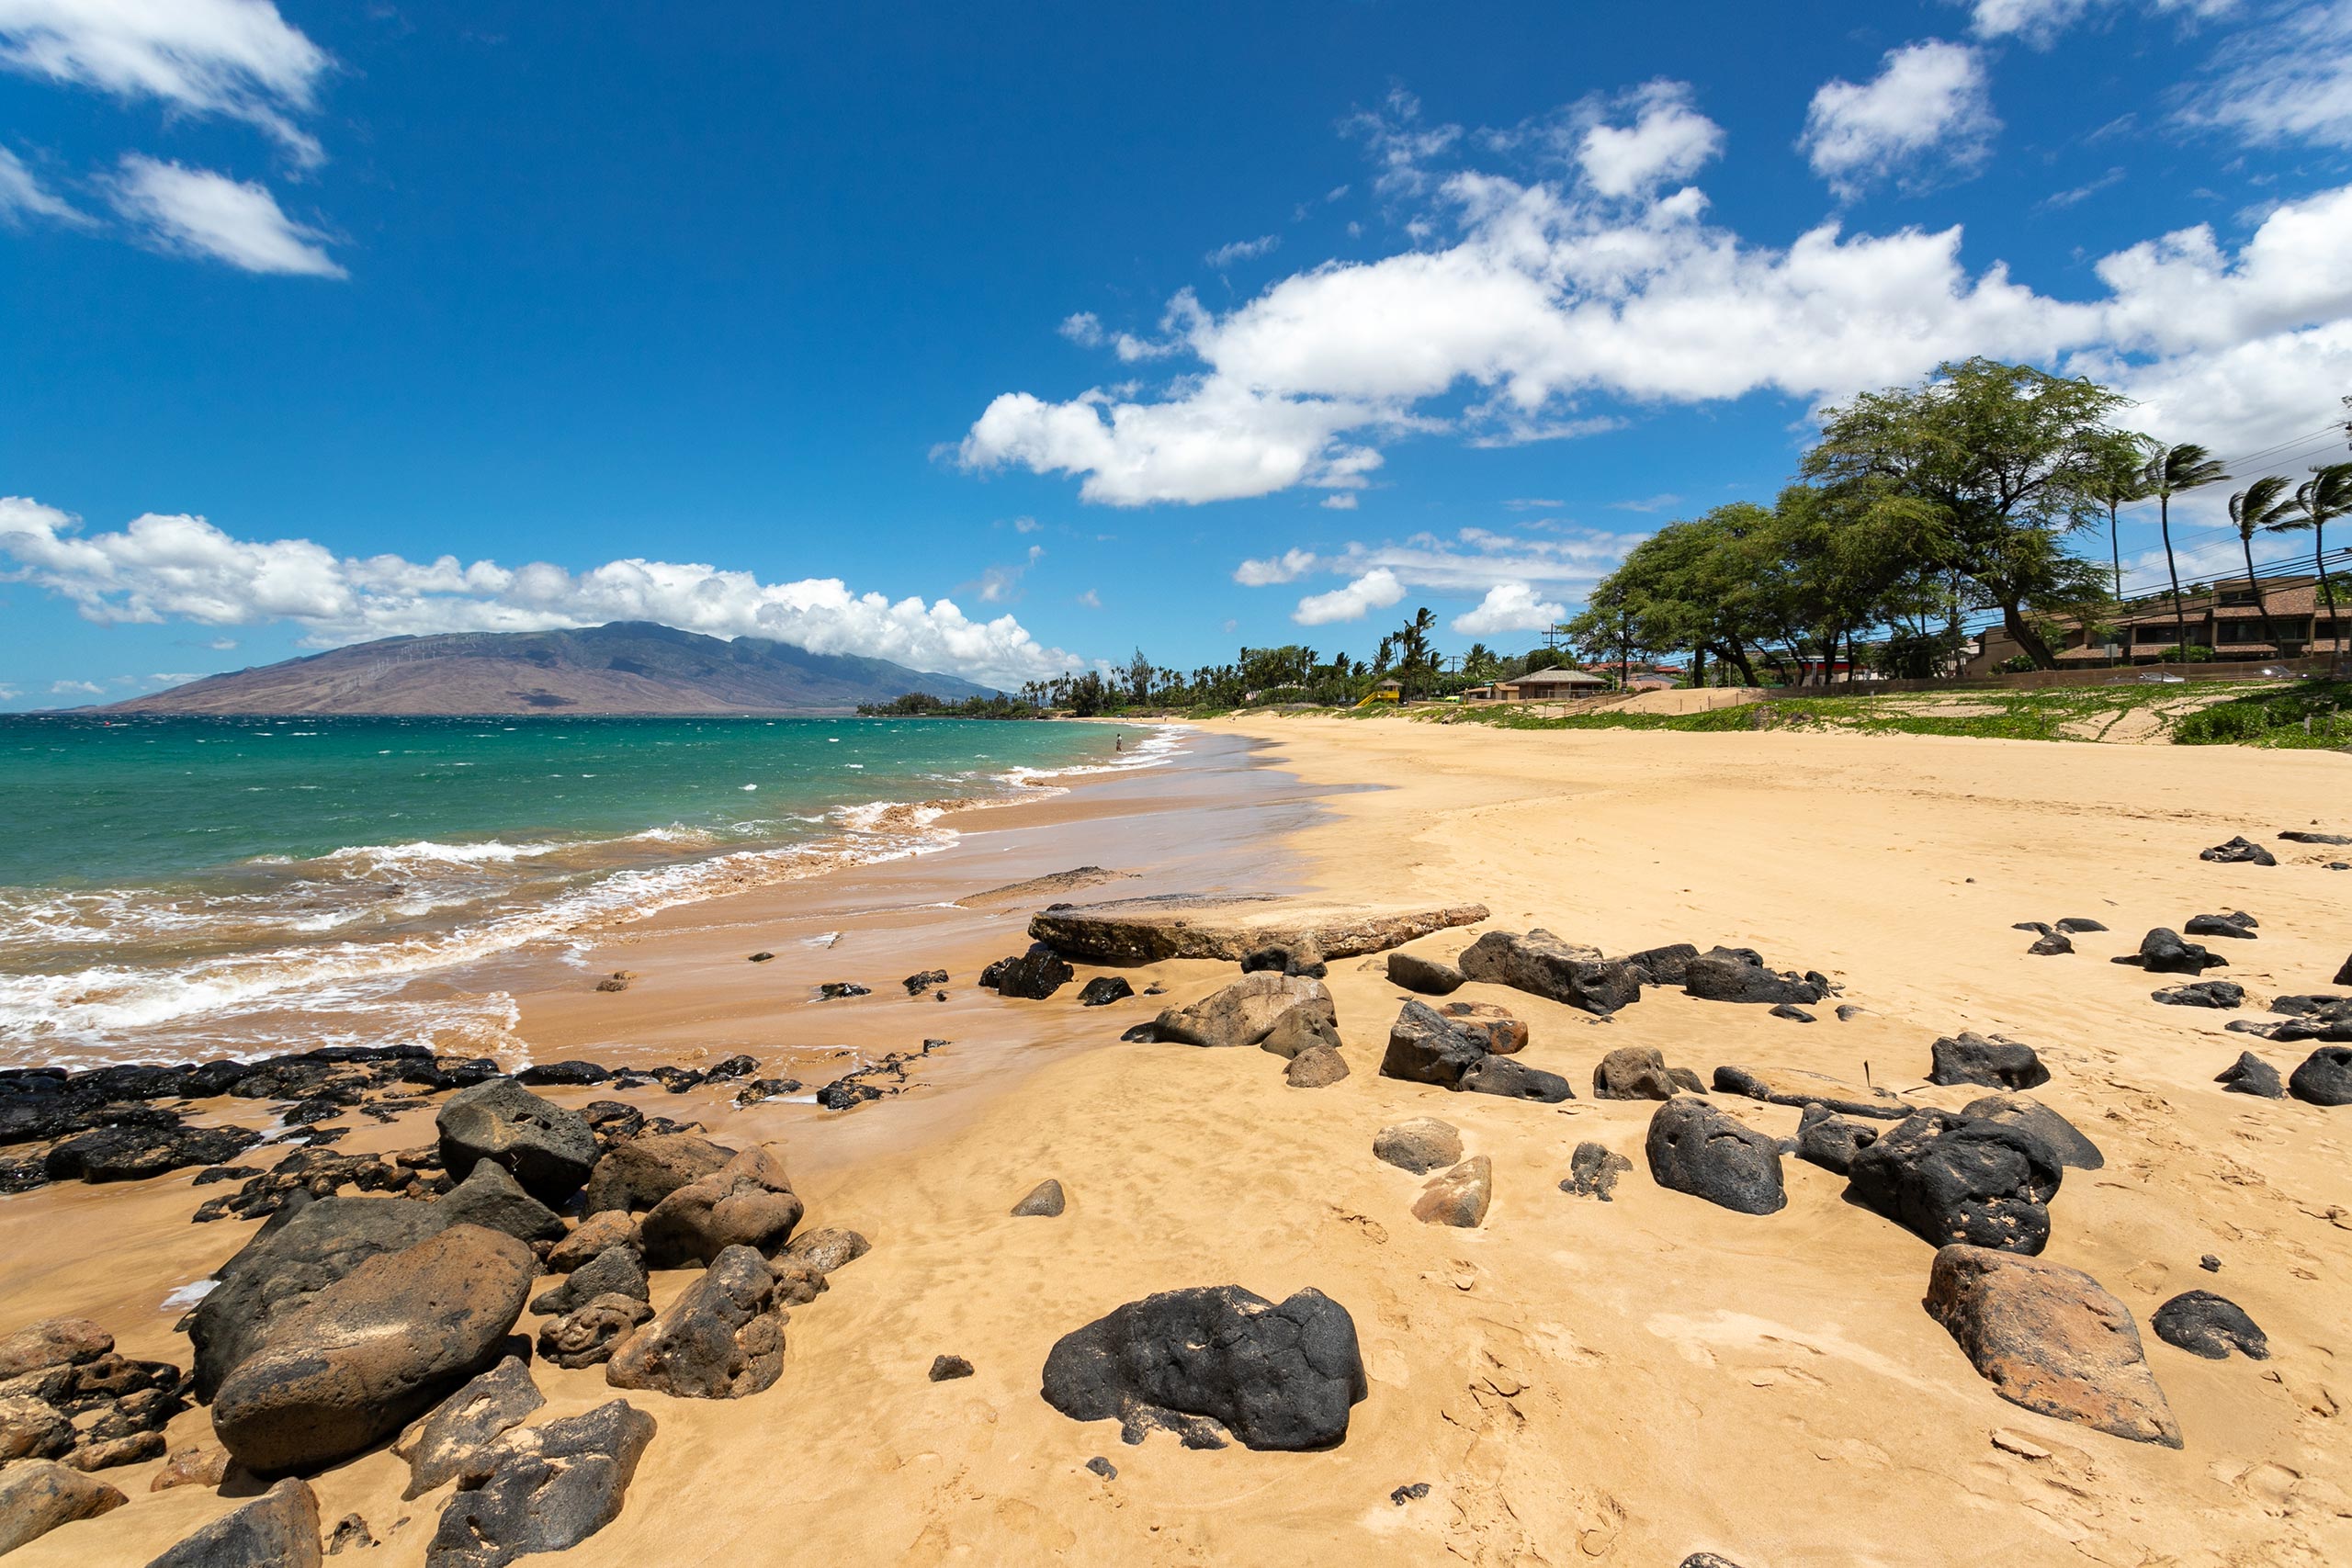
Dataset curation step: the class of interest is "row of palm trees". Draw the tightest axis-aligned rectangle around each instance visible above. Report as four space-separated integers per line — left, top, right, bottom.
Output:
2101 436 2350 658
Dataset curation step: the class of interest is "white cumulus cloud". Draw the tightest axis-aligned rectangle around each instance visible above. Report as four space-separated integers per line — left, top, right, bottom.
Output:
1234 548 1318 586
0 0 329 164
1577 81 1724 198
0 497 1082 689
1293 569 1406 626
108 155 342 276
1800 40 1998 198
1451 582 1566 636
1966 0 2236 45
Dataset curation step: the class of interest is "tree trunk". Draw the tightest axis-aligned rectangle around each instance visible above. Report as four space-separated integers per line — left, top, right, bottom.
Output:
2001 601 2059 670
2321 525 2341 671
2241 533 2278 656
2162 495 2189 657
1691 647 1708 688
2108 500 2122 600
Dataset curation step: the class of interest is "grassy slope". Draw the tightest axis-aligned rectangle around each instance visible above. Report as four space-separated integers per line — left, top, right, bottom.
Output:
1363 679 2352 748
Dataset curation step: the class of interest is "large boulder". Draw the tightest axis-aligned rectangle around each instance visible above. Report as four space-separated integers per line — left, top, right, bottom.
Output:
1712 1063 1911 1120
1457 930 1644 1016
424 1400 657 1568
1040 1285 1367 1451
147 1477 322 1567
2289 1045 2352 1106
190 1195 452 1400
1155 973 1332 1049
1623 942 1702 985
0 1317 111 1380
42 1122 262 1184
1411 1156 1491 1227
1373 1118 1462 1175
2150 1291 2268 1360
436 1078 597 1206
581 1134 734 1216
605 1246 783 1399
212 1224 536 1476
436 1159 568 1245
639 1145 803 1268
1645 1099 1786 1215
1924 1245 2181 1447
1378 999 1490 1089
1386 952 1465 996
1959 1095 2103 1170
1846 1111 2062 1255
1928 1032 2051 1092
1027 895 1488 964
393 1356 544 1499
0 1458 126 1557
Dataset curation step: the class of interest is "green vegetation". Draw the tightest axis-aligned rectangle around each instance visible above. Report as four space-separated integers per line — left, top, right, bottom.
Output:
2173 682 2352 748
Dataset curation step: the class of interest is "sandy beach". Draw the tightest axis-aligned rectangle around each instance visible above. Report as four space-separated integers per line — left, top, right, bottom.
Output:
5 716 2349 1566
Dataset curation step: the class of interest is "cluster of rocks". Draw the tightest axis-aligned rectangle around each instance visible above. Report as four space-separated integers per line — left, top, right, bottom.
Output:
0 1317 187 1479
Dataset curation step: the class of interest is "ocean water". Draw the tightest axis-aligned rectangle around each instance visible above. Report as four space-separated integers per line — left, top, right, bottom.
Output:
0 715 1174 1066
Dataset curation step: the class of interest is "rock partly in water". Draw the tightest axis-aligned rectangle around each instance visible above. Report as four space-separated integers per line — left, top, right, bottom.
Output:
2149 1291 2268 1360
2289 1045 2352 1105
1645 1099 1786 1215
1028 896 1488 964
424 1401 656 1568
1959 1095 2104 1170
393 1356 544 1500
0 1458 126 1557
1373 1118 1461 1175
436 1078 598 1206
1559 1141 1632 1201
639 1145 802 1269
1011 1179 1067 1217
1156 972 1333 1050
148 1476 323 1568
2199 835 2276 866
1924 1244 2181 1447
1457 929 1644 1016
211 1224 536 1476
1385 951 1465 997
2216 1052 2285 1098
1411 1156 1492 1227
1040 1284 1367 1451
605 1246 783 1400
1928 1032 2051 1092
1847 1111 2062 1255
1284 1043 1350 1089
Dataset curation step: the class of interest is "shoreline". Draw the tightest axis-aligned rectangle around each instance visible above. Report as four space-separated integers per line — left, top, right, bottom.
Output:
4 718 2348 1565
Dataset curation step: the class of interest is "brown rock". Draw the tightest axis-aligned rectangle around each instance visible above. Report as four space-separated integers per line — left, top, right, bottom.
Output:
212 1224 537 1475
1437 1000 1528 1055
1284 1043 1350 1088
1373 1117 1463 1175
547 1209 640 1272
1592 1045 1679 1100
580 1134 735 1216
779 1227 870 1276
149 1443 233 1492
1155 972 1333 1049
639 1145 803 1268
0 1458 127 1556
1713 1063 1913 1120
537 1294 654 1371
68 1430 166 1471
1924 1244 2181 1447
1029 895 1488 964
0 1317 112 1380
604 1246 783 1399
1258 999 1342 1060
1411 1156 1492 1227
1011 1179 1067 1217
0 1391 73 1461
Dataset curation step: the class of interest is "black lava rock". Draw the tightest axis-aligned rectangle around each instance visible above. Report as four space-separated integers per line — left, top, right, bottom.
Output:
1385 951 1467 997
2150 1291 2268 1360
1240 946 1327 979
2027 932 2075 955
2288 1045 2352 1106
1959 1094 2103 1170
2184 911 2259 941
1645 1099 1786 1215
1792 1103 1880 1176
1928 1032 2050 1092
1077 976 1135 1008
1559 1141 1632 1201
2114 929 2228 975
2280 830 2352 845
928 1355 975 1382
43 1122 262 1184
989 943 1075 1000
1379 999 1491 1089
1457 1055 1574 1103
902 969 949 996
2054 918 2109 933
2199 836 2277 866
818 982 872 1000
2153 981 2245 1009
1845 1110 2062 1254
1681 951 1825 1007
1040 1285 1368 1451
2215 1051 2285 1098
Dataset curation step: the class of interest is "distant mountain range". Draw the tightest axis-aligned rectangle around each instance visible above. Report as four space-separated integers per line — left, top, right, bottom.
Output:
97 623 996 715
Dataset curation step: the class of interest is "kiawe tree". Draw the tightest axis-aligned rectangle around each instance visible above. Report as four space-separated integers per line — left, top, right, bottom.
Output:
1804 357 2132 670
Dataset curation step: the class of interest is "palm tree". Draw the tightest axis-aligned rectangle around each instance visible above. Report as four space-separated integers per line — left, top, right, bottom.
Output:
2226 477 2299 654
2289 463 2352 665
2141 442 2231 660
2086 436 2149 602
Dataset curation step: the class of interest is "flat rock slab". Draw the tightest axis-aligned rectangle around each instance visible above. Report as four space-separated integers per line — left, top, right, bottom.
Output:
955 866 1135 908
1713 1064 1913 1120
1028 895 1487 964
1925 1244 2181 1447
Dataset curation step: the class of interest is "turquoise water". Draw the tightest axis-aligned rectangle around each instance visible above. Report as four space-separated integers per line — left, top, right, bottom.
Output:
0 715 1164 1064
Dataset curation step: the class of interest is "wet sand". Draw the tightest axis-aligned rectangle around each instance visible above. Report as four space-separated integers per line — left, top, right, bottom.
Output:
6 716 2351 1566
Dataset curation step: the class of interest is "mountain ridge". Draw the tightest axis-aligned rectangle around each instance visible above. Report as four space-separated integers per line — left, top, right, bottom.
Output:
96 622 997 715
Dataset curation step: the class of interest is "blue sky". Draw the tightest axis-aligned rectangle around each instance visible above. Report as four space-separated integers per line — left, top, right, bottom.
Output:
4 0 2351 704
